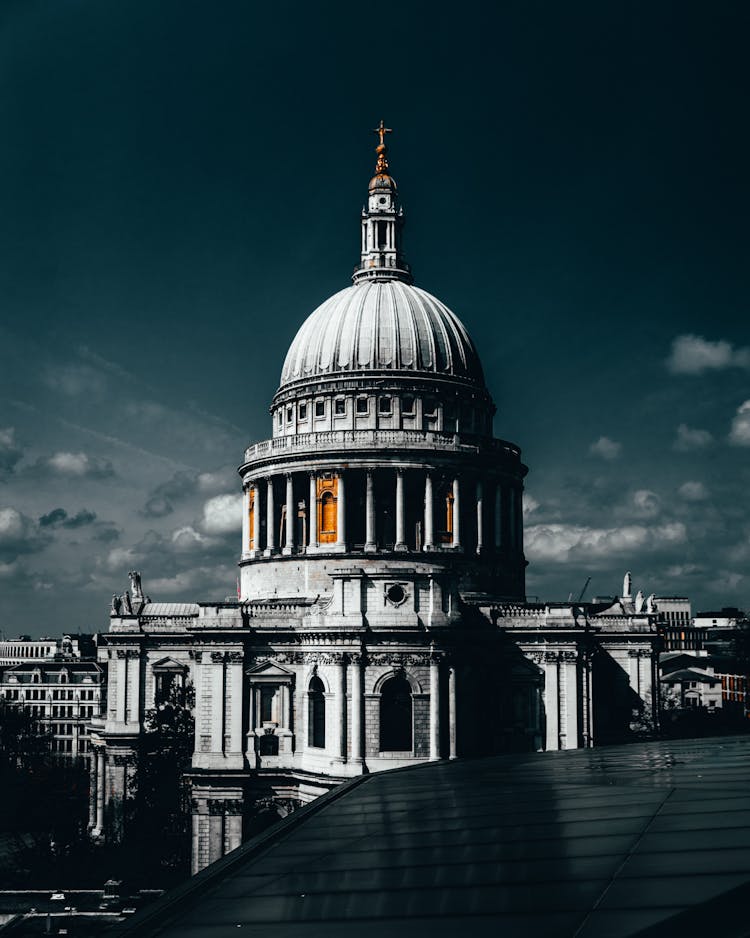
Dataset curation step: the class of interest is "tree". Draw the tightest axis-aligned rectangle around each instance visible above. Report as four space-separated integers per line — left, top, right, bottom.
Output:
127 680 196 878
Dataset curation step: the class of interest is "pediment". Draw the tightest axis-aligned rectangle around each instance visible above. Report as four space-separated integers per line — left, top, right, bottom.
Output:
151 656 187 672
246 659 295 679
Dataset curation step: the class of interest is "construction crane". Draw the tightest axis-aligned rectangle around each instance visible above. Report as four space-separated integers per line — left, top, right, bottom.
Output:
577 576 591 603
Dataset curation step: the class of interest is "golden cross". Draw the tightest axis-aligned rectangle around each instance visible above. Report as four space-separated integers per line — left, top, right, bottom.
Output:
373 120 392 147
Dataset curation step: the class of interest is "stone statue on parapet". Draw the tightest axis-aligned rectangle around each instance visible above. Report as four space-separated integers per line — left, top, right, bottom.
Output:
622 571 632 599
110 593 122 616
634 590 645 613
646 593 657 614
128 570 144 603
121 590 133 615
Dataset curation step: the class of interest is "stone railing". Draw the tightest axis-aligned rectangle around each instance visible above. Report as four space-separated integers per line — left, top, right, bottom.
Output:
243 430 520 464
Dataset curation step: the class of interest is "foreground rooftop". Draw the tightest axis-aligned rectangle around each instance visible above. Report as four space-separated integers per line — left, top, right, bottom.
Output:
118 735 750 938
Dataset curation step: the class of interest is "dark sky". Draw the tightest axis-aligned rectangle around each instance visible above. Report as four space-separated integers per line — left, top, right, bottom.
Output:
1 0 748 635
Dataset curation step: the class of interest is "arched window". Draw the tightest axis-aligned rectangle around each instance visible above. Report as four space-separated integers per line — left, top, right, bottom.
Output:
320 491 336 539
379 674 413 752
308 676 326 749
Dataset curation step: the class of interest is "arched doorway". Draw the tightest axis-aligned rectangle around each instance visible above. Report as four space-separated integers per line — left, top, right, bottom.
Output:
379 674 413 751
308 676 326 749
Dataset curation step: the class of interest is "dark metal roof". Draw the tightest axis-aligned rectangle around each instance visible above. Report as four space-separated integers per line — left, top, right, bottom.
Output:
116 735 750 938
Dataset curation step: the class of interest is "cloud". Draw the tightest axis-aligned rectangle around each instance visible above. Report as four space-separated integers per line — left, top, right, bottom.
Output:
46 451 115 478
142 470 198 517
523 495 539 517
142 468 234 518
0 508 47 561
666 334 750 375
39 507 98 529
589 436 621 460
201 494 241 534
44 363 107 396
0 427 24 478
525 521 687 565
171 525 209 550
678 481 709 502
729 400 750 447
674 423 714 452
631 490 661 519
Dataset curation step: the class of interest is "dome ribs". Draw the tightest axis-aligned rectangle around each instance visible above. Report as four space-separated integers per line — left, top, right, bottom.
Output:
276 281 488 394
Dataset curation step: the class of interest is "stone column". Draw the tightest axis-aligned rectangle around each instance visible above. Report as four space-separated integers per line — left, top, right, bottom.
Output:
395 469 406 551
364 471 376 552
448 666 457 760
349 654 363 764
335 656 347 762
115 653 127 723
283 473 294 555
494 482 502 549
429 656 441 761
308 473 317 550
88 755 98 829
228 653 243 762
93 748 105 836
452 477 461 549
241 484 250 559
336 472 346 548
476 479 484 554
424 472 434 550
252 483 261 557
265 477 275 554
544 654 560 751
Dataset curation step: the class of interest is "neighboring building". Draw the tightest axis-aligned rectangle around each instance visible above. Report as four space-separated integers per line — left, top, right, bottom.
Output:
653 596 701 652
0 634 95 668
90 129 659 874
659 651 723 711
0 661 104 760
694 607 746 629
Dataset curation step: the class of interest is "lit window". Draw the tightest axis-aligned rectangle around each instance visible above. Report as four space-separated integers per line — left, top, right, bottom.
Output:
356 397 368 415
334 398 346 416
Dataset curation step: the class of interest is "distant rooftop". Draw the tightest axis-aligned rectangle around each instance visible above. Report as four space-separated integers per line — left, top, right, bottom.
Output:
118 735 750 938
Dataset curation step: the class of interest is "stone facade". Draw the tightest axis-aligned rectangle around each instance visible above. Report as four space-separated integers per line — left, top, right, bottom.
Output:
90 131 659 873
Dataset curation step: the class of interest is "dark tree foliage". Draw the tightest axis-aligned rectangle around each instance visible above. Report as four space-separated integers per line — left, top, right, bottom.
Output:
0 700 89 886
126 681 196 879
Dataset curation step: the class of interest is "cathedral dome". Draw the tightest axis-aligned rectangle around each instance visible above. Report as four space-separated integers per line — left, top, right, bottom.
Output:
278 279 486 391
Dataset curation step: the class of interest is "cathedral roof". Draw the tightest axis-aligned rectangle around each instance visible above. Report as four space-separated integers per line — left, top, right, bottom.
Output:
278 280 486 390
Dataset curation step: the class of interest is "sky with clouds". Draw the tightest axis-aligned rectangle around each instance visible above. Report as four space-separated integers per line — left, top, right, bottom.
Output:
0 1 748 635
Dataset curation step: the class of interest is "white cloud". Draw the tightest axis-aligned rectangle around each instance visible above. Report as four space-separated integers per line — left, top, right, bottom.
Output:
0 508 46 561
525 521 687 564
674 423 714 452
47 451 114 478
171 525 208 550
666 334 750 375
729 400 750 447
201 494 242 534
589 436 621 460
523 495 539 517
105 546 137 571
678 481 709 502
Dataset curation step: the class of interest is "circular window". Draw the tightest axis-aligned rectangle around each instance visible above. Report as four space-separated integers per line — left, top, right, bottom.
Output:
379 196 387 204
386 584 406 606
